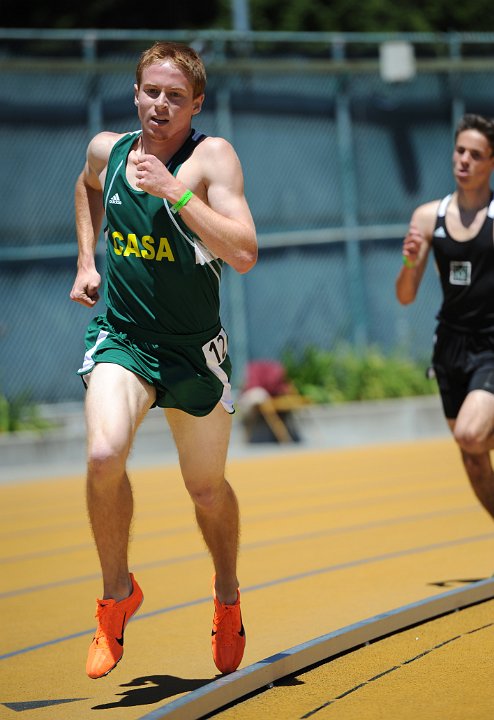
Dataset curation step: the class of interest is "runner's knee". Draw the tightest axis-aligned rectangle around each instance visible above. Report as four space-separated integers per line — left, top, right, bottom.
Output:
186 476 228 509
454 425 486 454
87 442 127 480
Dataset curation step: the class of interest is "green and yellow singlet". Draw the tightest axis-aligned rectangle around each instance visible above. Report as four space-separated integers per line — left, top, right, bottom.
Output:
102 129 223 344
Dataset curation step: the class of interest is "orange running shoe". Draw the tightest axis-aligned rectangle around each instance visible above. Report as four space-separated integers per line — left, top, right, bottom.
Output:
86 573 143 679
211 580 246 674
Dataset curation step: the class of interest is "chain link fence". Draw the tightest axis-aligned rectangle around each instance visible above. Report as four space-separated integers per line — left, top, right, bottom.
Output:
2 30 494 403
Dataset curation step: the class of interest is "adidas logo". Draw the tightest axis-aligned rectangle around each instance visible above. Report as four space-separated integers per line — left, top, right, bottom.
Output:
433 226 447 238
109 193 122 205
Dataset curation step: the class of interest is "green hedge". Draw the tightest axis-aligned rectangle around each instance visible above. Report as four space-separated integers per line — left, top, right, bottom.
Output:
0 392 55 433
282 345 437 405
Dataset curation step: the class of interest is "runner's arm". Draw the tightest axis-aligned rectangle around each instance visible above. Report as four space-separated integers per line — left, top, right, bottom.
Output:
70 132 119 307
396 202 437 305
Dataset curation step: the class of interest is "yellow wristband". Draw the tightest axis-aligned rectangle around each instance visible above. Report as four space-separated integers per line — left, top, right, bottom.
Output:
402 255 416 269
171 189 194 214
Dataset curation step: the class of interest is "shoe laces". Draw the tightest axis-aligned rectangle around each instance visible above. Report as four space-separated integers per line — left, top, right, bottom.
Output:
94 600 121 643
214 601 240 646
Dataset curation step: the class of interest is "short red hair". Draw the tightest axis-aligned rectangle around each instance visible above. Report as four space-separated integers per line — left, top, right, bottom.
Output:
135 41 206 98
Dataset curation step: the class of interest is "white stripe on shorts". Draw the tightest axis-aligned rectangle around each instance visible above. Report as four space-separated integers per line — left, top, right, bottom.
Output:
77 330 109 375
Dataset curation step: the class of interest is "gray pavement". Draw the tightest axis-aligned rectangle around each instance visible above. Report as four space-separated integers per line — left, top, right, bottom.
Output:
0 395 450 484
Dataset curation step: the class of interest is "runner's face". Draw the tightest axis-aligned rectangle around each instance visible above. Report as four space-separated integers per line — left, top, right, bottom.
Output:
134 61 203 140
453 129 494 188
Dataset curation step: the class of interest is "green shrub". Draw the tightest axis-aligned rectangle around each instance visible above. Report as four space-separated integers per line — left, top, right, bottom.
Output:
282 345 437 404
0 391 55 433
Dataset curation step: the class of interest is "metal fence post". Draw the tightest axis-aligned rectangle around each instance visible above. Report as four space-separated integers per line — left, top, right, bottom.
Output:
216 85 250 388
333 41 368 349
83 31 103 139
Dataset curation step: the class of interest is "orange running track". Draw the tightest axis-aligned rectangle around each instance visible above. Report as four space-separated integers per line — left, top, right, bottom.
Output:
1 437 493 719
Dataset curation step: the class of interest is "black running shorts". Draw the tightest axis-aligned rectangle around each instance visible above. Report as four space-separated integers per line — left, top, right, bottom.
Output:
432 324 494 419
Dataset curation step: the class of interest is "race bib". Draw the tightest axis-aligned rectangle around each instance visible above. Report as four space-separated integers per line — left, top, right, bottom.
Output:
449 261 471 286
202 329 228 368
